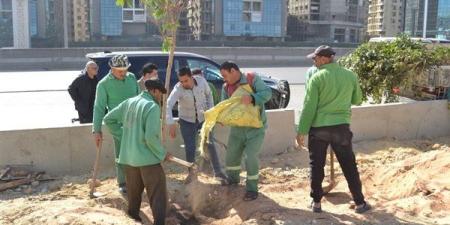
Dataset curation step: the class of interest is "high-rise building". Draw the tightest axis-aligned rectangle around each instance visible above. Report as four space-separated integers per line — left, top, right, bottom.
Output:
187 0 214 40
367 0 405 37
437 0 450 39
404 0 438 37
72 0 90 42
288 0 367 43
215 0 287 41
404 0 450 39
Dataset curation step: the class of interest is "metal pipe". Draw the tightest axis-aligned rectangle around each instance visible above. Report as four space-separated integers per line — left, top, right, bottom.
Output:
422 0 428 38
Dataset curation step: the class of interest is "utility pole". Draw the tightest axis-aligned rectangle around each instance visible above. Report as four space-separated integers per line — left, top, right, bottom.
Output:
63 0 69 48
422 0 428 38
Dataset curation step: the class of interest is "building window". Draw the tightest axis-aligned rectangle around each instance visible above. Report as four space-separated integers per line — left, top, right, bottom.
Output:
242 0 262 22
334 28 345 43
0 0 13 47
349 29 357 43
123 0 146 23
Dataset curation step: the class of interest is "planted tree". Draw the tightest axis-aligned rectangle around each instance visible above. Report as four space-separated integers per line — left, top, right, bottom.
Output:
116 0 187 134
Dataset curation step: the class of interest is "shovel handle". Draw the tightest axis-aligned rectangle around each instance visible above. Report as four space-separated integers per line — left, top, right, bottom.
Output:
329 147 335 181
90 142 102 195
167 156 194 168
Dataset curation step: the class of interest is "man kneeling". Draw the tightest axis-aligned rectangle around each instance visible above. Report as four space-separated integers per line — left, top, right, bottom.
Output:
104 79 169 224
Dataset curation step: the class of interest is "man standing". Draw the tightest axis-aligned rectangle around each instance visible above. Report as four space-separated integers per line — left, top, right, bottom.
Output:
137 63 159 92
166 67 227 183
296 45 370 213
219 61 272 201
92 54 140 193
68 61 98 123
104 79 168 224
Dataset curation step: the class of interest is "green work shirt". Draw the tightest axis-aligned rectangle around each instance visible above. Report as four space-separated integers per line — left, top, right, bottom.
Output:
297 63 363 135
92 71 140 133
103 92 166 167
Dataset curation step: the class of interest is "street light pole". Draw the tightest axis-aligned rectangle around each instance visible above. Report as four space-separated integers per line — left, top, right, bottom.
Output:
63 0 69 48
422 0 428 38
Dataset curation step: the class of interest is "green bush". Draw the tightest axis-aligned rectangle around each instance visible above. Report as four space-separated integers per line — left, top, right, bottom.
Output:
338 34 450 103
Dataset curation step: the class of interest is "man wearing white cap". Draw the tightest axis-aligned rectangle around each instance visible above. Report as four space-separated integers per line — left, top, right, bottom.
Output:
92 54 140 194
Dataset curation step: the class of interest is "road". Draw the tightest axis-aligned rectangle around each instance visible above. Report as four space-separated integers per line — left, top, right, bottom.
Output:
0 67 308 131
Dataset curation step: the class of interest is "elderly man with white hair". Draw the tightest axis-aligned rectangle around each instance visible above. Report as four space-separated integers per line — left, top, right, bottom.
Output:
68 61 99 123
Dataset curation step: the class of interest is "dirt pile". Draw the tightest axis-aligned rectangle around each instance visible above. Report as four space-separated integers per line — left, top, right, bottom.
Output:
0 137 449 225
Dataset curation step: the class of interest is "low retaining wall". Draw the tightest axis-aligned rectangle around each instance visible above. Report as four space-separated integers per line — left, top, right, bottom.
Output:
0 109 296 176
0 100 449 176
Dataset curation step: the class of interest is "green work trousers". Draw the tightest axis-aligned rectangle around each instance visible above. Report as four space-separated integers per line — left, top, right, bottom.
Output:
225 127 265 192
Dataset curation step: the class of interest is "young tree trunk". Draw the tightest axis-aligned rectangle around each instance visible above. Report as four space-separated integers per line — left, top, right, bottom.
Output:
161 33 177 142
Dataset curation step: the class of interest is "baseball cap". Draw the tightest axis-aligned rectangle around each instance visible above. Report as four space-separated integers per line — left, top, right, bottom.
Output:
307 45 336 59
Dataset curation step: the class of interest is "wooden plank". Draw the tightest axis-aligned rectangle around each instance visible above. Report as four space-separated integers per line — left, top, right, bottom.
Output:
0 178 33 192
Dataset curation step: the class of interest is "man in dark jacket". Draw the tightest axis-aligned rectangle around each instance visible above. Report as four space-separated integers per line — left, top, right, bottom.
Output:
68 61 98 123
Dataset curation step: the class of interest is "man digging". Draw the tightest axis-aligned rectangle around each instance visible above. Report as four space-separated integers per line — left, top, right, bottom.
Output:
104 79 169 224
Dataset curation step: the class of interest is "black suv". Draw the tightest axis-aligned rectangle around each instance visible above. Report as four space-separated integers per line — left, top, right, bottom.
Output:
86 51 290 109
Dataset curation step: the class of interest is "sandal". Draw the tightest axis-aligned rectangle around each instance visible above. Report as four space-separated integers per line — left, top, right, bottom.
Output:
243 191 258 201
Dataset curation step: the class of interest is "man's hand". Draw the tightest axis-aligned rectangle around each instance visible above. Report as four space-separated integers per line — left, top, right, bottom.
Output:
169 124 177 138
241 95 253 105
93 132 103 148
295 134 305 149
164 153 173 162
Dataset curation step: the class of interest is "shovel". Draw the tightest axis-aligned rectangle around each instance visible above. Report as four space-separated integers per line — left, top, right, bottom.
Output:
323 147 338 195
89 142 105 198
167 155 195 168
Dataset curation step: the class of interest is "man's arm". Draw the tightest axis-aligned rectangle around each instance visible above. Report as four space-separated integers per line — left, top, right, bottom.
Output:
103 101 125 141
92 83 107 133
68 77 80 102
250 75 272 106
351 74 363 106
297 77 319 135
166 84 181 125
144 104 166 162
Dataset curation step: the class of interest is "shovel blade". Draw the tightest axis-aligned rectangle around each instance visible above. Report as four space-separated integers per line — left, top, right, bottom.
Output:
89 191 105 199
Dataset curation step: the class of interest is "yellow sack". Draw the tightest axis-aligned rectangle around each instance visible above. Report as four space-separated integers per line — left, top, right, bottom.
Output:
199 84 263 156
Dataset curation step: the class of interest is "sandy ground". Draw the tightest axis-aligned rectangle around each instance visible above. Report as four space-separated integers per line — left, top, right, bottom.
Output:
1 136 449 225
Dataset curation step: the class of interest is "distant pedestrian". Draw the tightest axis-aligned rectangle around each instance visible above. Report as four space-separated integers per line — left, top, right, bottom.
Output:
68 61 98 123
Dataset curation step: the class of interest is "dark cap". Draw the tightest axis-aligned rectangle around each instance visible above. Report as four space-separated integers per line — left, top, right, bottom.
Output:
145 79 167 94
307 45 336 59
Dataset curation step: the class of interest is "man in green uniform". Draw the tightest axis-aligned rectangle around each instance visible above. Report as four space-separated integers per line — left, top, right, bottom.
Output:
92 54 140 193
219 61 272 201
104 79 168 224
296 45 370 214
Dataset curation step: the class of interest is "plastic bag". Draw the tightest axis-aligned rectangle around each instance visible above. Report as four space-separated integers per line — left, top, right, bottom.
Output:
199 84 262 156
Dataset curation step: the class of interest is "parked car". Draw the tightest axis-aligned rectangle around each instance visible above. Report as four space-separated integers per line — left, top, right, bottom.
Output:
86 51 290 109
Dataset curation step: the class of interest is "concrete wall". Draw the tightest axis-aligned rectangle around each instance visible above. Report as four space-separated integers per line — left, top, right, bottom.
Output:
1 100 449 176
0 47 354 71
0 109 296 176
351 100 450 141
